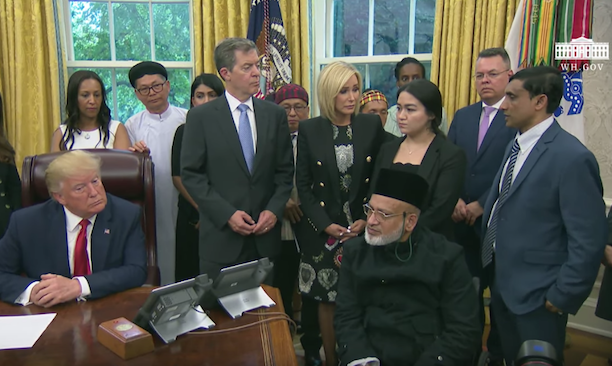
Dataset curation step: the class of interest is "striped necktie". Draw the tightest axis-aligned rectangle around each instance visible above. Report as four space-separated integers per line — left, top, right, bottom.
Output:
481 139 521 268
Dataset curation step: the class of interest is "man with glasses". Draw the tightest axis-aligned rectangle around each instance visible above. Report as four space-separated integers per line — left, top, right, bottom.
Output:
447 47 516 365
125 61 187 285
335 168 480 366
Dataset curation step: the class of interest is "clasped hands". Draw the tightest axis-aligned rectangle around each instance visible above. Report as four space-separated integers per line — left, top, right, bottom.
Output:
452 198 484 226
228 210 277 236
325 219 366 243
29 274 83 308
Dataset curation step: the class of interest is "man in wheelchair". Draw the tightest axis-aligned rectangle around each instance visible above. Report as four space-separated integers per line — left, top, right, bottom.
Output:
335 169 482 366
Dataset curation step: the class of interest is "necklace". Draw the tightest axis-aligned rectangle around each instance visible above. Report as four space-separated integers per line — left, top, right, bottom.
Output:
84 132 91 140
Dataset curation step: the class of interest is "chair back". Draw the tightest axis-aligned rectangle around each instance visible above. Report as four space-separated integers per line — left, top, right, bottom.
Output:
21 149 159 285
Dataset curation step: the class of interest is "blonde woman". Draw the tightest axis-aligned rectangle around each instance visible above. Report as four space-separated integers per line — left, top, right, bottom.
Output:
295 61 385 366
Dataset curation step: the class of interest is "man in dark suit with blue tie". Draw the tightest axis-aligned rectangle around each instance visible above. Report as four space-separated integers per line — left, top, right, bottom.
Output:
181 38 293 281
448 48 516 363
0 150 147 307
482 66 607 364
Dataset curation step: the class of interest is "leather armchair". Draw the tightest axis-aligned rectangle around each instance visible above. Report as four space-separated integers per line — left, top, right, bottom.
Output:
21 149 160 285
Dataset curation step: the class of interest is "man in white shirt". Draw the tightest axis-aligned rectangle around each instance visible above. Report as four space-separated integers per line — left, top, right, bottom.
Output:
481 66 607 364
181 38 293 283
0 150 146 307
125 61 187 285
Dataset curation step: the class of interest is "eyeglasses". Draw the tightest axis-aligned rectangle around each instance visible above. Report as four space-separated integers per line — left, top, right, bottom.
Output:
136 82 166 96
282 105 308 113
363 203 404 221
473 69 510 81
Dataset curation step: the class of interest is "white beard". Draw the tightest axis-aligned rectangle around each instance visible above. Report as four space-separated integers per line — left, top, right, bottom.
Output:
365 224 404 246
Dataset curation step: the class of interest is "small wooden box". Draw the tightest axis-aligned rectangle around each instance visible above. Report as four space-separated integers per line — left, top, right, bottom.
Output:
97 317 154 360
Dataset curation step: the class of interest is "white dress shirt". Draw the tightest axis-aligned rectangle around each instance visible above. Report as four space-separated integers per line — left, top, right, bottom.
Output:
226 91 258 151
487 116 555 248
15 208 97 305
479 97 505 128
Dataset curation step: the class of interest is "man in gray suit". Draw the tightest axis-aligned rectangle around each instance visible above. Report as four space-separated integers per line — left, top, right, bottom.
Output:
181 38 294 281
482 66 607 364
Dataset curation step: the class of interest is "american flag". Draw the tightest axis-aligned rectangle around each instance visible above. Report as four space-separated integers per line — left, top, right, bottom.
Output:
247 0 293 99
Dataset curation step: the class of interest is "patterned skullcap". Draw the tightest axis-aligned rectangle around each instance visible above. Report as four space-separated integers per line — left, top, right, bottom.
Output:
360 89 388 107
274 84 309 105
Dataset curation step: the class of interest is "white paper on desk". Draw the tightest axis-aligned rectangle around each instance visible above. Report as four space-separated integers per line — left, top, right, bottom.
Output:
0 313 57 350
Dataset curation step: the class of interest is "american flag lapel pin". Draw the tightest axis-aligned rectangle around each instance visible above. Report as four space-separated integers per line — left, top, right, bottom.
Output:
104 229 110 234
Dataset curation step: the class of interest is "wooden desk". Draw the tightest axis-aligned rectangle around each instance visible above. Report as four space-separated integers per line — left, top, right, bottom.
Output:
0 285 297 366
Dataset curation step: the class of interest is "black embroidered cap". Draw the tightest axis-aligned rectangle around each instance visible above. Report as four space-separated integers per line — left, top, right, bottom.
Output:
129 61 168 87
373 168 429 209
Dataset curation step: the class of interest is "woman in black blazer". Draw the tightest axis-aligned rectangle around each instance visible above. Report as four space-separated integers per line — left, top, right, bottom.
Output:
371 79 466 241
295 61 385 366
0 92 21 238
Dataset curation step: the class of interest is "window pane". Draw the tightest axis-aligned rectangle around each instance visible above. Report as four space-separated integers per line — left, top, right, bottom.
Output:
368 61 431 106
153 3 191 62
373 0 410 55
66 68 115 121
415 0 436 53
116 68 145 123
113 3 151 61
332 0 369 57
70 1 111 61
167 69 192 110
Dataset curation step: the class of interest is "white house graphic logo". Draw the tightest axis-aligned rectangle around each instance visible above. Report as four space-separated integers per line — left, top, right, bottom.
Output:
555 37 609 71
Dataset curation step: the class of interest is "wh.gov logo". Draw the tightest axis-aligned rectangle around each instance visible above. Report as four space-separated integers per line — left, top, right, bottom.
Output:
555 37 609 71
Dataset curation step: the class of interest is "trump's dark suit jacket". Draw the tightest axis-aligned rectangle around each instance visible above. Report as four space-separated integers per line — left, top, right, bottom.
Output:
0 194 147 303
181 94 293 263
371 135 467 241
482 121 607 315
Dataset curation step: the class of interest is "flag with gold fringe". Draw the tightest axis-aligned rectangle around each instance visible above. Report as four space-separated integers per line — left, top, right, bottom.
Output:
247 0 293 99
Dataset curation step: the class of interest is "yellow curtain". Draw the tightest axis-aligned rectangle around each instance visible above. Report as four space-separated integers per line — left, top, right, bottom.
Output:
431 0 520 122
193 0 310 93
0 0 66 168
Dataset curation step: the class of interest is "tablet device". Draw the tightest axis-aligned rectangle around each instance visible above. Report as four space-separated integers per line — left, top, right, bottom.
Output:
212 257 273 299
134 274 213 331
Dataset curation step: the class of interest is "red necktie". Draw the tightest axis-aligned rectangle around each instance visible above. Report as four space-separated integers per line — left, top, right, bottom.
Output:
73 219 91 276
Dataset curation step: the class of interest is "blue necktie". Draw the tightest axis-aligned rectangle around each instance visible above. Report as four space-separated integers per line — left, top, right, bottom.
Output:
481 139 521 268
237 104 255 173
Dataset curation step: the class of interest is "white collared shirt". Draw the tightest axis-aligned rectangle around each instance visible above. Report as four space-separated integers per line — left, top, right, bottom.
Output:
225 91 258 151
15 209 97 305
487 116 555 248
479 97 505 129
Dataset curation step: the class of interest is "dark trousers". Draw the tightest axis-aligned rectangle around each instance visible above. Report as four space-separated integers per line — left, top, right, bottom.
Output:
199 237 276 286
491 278 568 365
459 226 503 362
456 223 482 279
175 209 200 282
273 240 301 318
300 295 323 356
